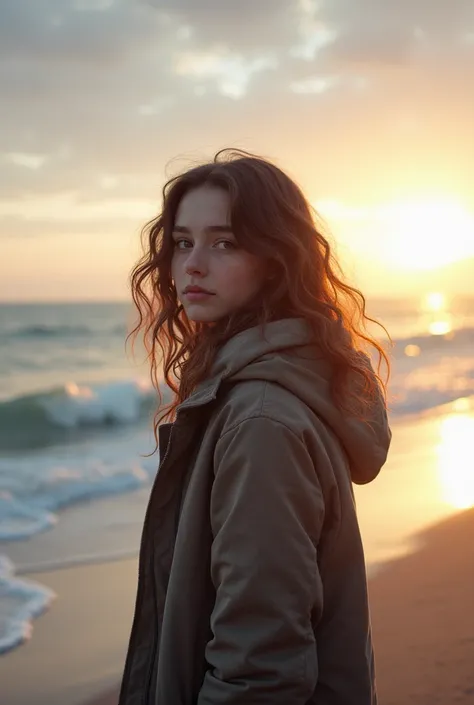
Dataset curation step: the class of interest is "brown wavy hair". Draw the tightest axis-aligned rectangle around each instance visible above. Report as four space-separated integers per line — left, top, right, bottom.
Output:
129 149 390 447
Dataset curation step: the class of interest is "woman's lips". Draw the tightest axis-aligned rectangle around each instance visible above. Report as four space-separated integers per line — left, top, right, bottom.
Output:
183 289 215 302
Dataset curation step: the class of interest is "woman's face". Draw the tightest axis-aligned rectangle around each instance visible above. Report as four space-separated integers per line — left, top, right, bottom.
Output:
171 185 266 323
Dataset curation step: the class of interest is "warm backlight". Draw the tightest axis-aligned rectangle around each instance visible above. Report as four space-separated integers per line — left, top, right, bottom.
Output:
424 292 446 312
437 406 474 510
384 200 474 270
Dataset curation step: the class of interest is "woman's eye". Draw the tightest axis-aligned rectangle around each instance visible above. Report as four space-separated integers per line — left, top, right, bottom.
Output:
175 239 192 249
215 240 237 250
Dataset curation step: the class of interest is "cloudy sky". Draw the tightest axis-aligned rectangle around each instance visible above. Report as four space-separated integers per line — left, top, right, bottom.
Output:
1 0 474 301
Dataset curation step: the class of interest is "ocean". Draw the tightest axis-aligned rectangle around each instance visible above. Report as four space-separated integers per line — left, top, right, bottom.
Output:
1 296 474 654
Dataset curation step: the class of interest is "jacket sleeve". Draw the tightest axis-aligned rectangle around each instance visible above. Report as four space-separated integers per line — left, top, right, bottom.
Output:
197 416 325 704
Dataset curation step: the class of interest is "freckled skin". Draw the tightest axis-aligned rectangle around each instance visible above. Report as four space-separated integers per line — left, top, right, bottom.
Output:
171 186 266 323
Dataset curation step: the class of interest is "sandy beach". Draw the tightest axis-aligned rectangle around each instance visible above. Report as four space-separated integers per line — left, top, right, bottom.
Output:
0 558 138 705
2 508 472 705
1 410 473 705
87 512 474 705
370 507 474 704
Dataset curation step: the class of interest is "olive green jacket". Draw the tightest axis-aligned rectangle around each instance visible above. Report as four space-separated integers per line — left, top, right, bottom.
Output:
119 318 391 705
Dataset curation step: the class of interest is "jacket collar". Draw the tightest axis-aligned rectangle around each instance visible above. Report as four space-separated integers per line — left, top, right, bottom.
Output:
177 377 221 414
176 318 311 416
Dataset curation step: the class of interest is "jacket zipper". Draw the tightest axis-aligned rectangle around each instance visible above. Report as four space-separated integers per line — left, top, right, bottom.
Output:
118 423 175 705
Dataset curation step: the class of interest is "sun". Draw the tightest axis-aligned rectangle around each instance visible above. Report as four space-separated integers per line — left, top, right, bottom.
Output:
382 199 474 270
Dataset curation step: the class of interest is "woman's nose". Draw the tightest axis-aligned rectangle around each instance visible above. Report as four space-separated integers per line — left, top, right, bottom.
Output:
185 247 208 276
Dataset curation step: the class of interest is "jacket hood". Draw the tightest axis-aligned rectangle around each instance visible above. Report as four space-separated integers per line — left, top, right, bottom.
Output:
208 318 391 485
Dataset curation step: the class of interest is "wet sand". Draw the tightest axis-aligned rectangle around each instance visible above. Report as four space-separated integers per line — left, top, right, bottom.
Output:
0 558 137 705
1 509 473 705
90 509 474 705
369 507 474 704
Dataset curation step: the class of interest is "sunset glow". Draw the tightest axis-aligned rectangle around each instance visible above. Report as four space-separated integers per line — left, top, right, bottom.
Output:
383 200 474 271
429 319 453 336
1 2 473 302
438 410 474 510
424 292 446 312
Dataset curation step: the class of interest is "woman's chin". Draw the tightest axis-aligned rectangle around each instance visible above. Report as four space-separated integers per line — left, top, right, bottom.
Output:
189 316 218 323
184 306 221 324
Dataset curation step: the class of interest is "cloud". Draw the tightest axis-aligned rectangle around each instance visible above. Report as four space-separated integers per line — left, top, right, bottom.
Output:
0 0 184 198
0 0 473 216
316 0 474 64
144 0 303 53
0 0 165 63
174 50 279 99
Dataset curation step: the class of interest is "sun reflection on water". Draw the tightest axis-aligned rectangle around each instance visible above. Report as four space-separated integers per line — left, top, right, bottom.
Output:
437 401 474 510
429 319 452 336
422 291 454 337
425 292 445 312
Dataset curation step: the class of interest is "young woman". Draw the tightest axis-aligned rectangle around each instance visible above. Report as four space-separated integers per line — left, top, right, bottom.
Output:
119 150 391 705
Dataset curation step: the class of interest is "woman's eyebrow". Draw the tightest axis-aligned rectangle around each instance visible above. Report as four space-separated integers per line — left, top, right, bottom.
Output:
206 225 234 233
172 225 233 234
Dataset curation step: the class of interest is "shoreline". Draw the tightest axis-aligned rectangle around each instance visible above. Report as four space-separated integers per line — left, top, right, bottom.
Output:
0 558 138 705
